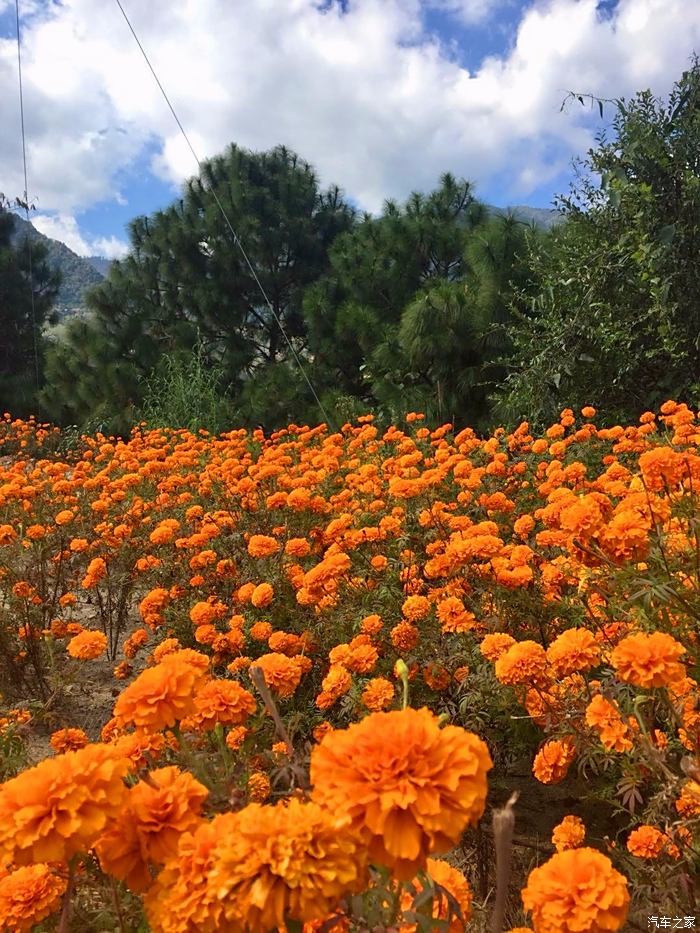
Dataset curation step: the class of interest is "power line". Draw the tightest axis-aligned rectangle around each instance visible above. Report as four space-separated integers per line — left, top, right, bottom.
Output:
15 0 40 391
112 0 334 429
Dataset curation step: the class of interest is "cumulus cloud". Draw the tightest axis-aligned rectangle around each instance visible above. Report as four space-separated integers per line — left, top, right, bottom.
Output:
1 0 699 247
32 213 128 258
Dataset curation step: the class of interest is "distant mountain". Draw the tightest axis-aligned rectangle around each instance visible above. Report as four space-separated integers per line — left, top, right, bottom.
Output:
487 204 563 230
10 214 107 318
86 256 113 277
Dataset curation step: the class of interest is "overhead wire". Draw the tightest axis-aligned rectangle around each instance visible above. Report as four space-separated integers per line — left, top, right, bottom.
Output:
14 0 40 391
112 0 334 430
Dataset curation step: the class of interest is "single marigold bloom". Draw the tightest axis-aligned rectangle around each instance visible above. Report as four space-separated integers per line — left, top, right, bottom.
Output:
495 640 549 687
0 863 66 932
67 629 107 660
0 743 129 864
182 679 256 732
361 677 395 711
113 649 210 731
251 652 306 698
247 771 271 803
144 812 240 933
521 847 629 933
50 727 89 754
610 632 686 688
226 726 249 751
112 730 166 769
310 707 492 879
423 663 451 691
626 825 669 859
401 595 431 621
437 596 475 634
95 766 208 891
453 665 470 684
480 632 516 661
399 858 472 932
250 620 274 641
391 620 420 651
209 799 367 932
585 695 633 753
532 740 576 785
675 780 700 818
251 582 274 608
54 509 74 525
316 665 353 710
247 534 280 557
285 536 311 557
552 815 585 852
546 629 600 677
360 613 383 635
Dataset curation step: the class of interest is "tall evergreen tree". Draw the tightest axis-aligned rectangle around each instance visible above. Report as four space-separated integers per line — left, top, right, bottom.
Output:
43 145 354 430
303 173 486 415
0 203 60 416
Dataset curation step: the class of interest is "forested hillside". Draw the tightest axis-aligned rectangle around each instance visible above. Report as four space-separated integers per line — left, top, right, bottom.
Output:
1 62 699 432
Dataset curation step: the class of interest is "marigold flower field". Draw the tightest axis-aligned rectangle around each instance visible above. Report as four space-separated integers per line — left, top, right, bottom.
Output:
0 403 698 931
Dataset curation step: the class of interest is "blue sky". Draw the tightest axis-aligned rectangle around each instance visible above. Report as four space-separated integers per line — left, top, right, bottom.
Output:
0 0 697 257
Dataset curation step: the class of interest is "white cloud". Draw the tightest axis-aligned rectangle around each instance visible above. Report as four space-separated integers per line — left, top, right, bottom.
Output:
31 212 128 257
427 0 506 25
1 0 699 243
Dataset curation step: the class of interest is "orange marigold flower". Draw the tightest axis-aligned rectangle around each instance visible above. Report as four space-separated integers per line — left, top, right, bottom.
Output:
50 727 89 754
675 780 700 818
247 534 280 558
495 640 549 687
0 743 129 864
310 707 492 879
610 632 686 688
247 771 271 803
0 863 66 932
423 663 451 691
112 730 166 769
626 825 668 859
581 406 596 418
209 799 367 932
360 613 383 635
113 649 210 731
521 848 629 933
361 677 395 711
226 726 248 751
532 740 576 785
552 815 585 852
480 632 516 662
453 665 470 684
251 653 306 698
401 595 431 621
54 509 74 525
437 596 475 634
250 620 273 641
316 665 353 709
144 812 239 933
182 679 256 732
285 536 311 557
400 858 472 932
546 629 600 677
585 695 633 753
391 620 420 652
67 629 107 660
81 556 107 588
251 582 274 608
95 766 208 892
